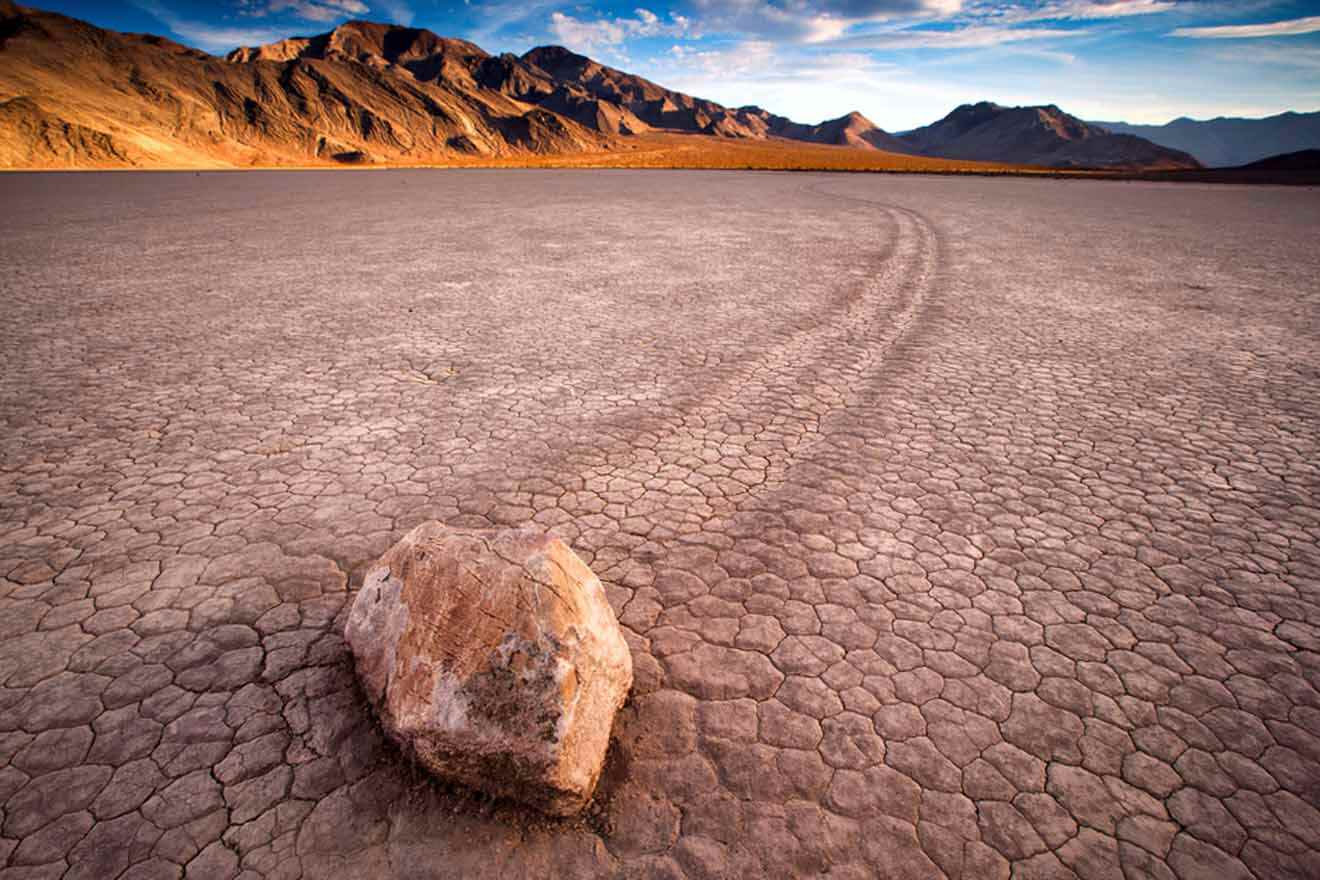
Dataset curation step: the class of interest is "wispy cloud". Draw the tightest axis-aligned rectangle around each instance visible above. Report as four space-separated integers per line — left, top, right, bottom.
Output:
138 0 416 51
241 0 368 23
460 0 562 47
134 1 288 51
662 40 907 88
1051 0 1175 18
550 8 693 53
374 0 414 26
665 40 779 79
652 40 912 114
989 0 1179 22
673 0 1181 47
1172 15 1320 39
645 38 981 126
1205 43 1320 72
688 0 961 43
833 25 1082 49
800 0 1190 53
543 0 1175 54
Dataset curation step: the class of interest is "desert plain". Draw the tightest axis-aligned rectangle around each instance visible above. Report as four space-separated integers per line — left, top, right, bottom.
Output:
1 169 1319 879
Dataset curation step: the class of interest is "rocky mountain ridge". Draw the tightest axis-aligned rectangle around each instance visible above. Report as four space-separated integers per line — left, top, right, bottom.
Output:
902 102 1199 170
1092 111 1320 168
0 3 1198 170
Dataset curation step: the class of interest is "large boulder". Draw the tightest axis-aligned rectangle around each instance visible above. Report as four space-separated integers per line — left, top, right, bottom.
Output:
344 522 633 816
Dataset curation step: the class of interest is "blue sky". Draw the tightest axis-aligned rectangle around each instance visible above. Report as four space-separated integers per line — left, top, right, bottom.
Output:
36 1 1320 128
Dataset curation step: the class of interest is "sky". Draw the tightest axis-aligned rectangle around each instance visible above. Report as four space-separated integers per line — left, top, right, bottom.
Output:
33 0 1320 129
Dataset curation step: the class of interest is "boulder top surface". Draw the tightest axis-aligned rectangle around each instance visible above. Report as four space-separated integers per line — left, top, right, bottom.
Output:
345 522 633 816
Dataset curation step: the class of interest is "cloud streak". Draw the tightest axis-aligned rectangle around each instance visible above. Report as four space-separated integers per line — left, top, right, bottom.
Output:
686 0 961 43
138 0 418 52
374 0 415 26
134 1 288 51
1172 15 1320 39
461 0 564 46
677 0 1179 44
832 24 1082 49
1207 44 1320 71
242 0 368 23
986 0 1179 22
550 8 692 52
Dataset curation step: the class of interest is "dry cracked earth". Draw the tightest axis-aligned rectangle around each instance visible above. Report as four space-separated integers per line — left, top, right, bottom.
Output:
1 170 1318 880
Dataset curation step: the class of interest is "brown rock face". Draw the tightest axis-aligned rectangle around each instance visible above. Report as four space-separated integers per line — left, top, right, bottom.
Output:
344 523 633 816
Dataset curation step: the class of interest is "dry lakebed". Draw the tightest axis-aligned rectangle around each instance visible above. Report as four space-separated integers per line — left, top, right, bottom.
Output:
1 169 1319 879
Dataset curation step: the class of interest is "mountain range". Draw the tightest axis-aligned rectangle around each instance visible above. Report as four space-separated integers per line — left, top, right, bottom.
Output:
902 102 1198 171
0 2 1207 172
1092 111 1320 168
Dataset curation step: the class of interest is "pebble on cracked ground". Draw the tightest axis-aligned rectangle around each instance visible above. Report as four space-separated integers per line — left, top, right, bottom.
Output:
1 169 1319 879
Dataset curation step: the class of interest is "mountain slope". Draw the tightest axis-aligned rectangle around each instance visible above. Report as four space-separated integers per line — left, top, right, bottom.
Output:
904 102 1200 170
520 44 761 137
0 95 134 166
0 6 615 167
777 111 915 153
508 48 916 153
1240 149 1320 172
0 5 920 168
1092 112 1320 168
0 4 1205 172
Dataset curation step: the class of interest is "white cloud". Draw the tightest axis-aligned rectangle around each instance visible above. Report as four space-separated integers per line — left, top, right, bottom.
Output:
133 1 288 51
460 0 562 48
643 41 974 127
688 0 1182 54
155 0 410 46
243 0 369 22
550 13 627 48
1206 44 1320 71
687 0 962 43
664 40 781 78
672 0 1189 48
1172 15 1320 39
1046 0 1175 18
833 24 1082 49
639 0 1319 131
676 0 1174 46
375 0 415 26
549 8 693 53
970 0 1179 23
174 22 290 49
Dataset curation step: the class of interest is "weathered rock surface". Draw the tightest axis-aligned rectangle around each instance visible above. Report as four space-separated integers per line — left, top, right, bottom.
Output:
344 522 633 816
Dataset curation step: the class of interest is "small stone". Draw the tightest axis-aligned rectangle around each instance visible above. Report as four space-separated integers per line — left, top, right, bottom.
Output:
344 523 633 816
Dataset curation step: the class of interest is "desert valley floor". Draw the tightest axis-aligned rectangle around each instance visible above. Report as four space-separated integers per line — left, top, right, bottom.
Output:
1 170 1319 879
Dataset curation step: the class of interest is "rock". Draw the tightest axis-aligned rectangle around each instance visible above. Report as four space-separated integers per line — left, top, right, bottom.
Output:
344 522 633 816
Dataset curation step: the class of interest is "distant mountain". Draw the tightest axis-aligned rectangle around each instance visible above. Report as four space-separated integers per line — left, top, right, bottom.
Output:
902 102 1199 170
1092 112 1320 168
1240 149 1320 172
0 3 925 168
514 44 781 139
779 111 915 153
0 3 1198 171
498 47 913 153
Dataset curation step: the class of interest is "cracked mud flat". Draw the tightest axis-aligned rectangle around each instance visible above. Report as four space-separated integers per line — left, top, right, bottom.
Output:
1 169 1319 880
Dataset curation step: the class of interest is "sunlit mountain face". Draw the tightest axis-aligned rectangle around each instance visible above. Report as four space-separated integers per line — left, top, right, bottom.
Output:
29 0 1320 130
0 4 1204 170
